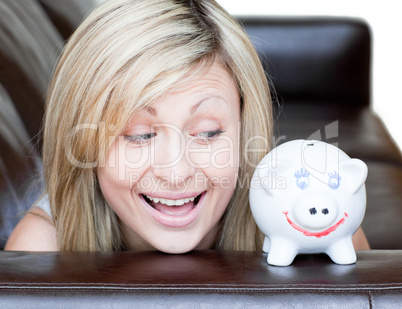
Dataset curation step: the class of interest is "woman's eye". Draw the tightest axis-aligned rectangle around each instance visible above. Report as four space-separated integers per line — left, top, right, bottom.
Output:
192 129 225 143
124 133 156 145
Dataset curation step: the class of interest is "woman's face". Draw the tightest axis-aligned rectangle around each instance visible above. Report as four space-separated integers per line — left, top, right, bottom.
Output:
97 61 241 253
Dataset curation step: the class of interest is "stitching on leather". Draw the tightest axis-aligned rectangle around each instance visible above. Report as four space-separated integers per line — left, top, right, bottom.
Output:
1 282 401 293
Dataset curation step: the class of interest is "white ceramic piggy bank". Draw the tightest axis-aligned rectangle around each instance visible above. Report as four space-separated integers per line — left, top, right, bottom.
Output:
249 139 368 266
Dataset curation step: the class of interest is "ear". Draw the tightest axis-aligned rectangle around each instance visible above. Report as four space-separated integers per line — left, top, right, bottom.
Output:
257 159 292 178
255 159 292 195
339 159 368 194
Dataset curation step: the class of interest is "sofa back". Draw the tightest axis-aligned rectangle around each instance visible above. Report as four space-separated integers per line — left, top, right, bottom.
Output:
241 17 371 107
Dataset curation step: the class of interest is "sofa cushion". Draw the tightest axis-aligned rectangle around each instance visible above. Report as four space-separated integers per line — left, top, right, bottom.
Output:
0 84 42 248
38 0 100 39
0 250 401 308
0 0 63 145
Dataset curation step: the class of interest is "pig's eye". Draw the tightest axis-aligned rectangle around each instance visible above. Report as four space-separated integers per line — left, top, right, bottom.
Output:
328 171 341 190
295 168 310 190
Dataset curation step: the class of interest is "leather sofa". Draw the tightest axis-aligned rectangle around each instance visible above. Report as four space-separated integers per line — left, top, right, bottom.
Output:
0 0 401 307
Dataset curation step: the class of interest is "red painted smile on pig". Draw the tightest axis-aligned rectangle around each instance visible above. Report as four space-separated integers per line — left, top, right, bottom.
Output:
283 211 348 238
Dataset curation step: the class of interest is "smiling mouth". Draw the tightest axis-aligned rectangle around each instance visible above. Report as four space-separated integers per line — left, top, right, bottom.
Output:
142 193 202 216
283 211 348 238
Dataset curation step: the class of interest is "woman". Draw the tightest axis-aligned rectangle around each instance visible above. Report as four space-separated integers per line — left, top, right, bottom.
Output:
5 0 369 252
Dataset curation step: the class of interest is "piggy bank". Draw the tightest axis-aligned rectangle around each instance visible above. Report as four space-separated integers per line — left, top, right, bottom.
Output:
249 139 368 266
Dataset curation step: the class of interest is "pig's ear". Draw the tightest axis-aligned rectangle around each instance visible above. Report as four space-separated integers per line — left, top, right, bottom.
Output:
339 159 368 194
257 159 292 179
255 160 292 195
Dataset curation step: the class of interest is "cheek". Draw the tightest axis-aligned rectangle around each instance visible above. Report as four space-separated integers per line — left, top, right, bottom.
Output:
212 138 239 170
187 131 240 173
204 139 240 191
97 139 151 199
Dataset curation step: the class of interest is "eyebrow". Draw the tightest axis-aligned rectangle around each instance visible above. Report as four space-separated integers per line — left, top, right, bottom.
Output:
191 96 229 114
145 96 227 116
190 97 210 114
145 106 157 116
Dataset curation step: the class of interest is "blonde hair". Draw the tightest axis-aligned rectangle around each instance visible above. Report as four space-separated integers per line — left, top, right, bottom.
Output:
43 0 272 251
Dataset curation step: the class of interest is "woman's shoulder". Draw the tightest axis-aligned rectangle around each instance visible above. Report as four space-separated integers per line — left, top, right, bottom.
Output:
4 203 58 251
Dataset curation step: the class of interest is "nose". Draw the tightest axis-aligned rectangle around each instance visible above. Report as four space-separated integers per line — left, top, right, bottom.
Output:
293 192 339 230
151 129 196 187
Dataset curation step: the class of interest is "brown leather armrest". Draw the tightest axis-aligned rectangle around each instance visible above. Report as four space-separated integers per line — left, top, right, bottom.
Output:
0 250 401 307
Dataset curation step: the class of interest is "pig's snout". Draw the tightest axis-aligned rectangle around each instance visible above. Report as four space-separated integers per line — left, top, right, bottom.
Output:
293 194 339 230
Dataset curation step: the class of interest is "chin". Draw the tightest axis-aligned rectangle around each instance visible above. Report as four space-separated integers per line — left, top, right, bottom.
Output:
151 236 201 254
147 222 218 254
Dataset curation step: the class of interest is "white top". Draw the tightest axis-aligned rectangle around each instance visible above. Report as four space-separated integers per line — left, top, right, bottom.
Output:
35 194 51 217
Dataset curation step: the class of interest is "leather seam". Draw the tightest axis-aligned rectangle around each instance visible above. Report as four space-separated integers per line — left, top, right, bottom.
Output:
0 283 401 292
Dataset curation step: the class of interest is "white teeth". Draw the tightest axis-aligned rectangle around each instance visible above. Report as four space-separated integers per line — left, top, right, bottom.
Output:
146 195 195 206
